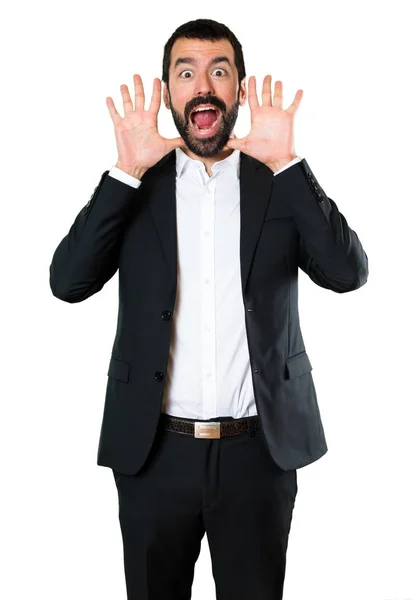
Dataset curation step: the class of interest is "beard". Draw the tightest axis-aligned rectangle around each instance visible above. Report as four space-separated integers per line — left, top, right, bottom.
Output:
169 90 240 158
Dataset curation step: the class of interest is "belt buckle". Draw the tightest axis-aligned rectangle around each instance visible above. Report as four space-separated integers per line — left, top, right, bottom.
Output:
194 421 221 439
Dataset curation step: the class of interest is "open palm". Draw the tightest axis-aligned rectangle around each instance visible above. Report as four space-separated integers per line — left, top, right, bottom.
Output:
225 76 303 166
106 75 186 174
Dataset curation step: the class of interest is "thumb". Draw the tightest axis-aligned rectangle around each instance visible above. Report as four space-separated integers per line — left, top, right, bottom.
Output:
166 136 187 152
224 136 243 151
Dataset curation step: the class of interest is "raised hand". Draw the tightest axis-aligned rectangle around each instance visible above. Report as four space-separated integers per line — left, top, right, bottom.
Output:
224 76 303 171
106 75 186 178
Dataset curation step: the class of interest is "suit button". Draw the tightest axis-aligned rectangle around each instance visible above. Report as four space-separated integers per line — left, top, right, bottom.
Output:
154 371 163 382
161 310 171 320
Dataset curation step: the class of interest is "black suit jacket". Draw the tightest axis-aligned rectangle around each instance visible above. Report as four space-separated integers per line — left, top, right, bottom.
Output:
49 151 368 474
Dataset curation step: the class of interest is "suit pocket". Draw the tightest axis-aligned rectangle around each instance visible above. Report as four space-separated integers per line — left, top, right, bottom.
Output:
285 351 312 379
107 357 130 383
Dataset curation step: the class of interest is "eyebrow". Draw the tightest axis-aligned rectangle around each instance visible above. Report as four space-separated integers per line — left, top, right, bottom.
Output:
173 55 231 70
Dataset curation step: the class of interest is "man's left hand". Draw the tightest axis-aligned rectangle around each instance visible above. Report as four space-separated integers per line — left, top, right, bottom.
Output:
224 76 303 172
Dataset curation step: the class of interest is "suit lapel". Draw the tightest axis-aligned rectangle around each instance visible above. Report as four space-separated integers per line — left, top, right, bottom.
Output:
238 151 274 295
147 149 274 296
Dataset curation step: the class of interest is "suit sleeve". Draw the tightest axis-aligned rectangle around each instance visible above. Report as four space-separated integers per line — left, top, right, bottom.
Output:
271 158 368 293
49 170 142 303
272 155 302 176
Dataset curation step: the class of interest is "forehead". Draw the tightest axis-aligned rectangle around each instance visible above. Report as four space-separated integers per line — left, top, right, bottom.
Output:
170 38 235 67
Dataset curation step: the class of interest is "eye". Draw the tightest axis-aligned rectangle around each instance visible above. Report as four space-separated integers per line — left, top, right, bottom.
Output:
179 68 227 78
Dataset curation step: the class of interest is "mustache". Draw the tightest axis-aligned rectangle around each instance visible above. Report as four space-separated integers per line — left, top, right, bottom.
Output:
185 98 226 120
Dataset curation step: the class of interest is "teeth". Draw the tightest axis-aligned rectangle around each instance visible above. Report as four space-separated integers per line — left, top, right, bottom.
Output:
195 106 216 112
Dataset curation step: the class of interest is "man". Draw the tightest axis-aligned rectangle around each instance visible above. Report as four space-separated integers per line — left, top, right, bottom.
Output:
49 18 368 600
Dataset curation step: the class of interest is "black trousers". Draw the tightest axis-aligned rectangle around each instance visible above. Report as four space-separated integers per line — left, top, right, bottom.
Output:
112 412 298 599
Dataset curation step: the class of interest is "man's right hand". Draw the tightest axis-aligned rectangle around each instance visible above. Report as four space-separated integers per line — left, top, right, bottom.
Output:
106 74 186 179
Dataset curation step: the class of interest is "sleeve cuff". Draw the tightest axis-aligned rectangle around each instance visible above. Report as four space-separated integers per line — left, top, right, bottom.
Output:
108 165 142 188
272 156 302 177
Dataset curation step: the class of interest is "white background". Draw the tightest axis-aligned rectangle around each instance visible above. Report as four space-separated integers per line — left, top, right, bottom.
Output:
1 0 411 599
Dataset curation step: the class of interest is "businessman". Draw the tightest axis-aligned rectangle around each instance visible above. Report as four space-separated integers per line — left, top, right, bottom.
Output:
49 18 368 600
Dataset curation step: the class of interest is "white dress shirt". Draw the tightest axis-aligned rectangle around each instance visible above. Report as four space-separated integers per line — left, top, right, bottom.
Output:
108 149 302 419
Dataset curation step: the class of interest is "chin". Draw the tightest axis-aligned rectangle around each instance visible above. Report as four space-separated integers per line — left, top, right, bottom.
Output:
184 132 231 159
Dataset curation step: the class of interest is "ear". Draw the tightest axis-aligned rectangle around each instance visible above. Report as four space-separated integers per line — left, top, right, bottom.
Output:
163 82 170 110
239 76 247 107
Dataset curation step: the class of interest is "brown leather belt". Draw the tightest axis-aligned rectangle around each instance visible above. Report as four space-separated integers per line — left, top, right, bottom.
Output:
162 414 260 439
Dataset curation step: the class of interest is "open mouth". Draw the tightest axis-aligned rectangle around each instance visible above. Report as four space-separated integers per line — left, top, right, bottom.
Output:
189 106 222 136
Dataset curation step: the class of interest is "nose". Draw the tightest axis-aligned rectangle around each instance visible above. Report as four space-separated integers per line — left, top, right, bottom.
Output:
194 72 215 98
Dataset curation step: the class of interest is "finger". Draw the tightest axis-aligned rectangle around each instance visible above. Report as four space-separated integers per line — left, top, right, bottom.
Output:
134 74 145 111
247 76 259 111
262 74 272 106
273 80 283 109
148 78 162 115
120 83 134 115
106 96 122 126
287 89 303 114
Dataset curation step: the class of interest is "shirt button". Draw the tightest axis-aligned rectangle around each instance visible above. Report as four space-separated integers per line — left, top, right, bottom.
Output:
204 231 210 237
204 278 210 284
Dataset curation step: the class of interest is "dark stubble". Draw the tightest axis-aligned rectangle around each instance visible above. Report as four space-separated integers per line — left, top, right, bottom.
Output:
169 88 241 158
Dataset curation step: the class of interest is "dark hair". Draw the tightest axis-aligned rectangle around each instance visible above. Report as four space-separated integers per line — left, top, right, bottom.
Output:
162 19 246 90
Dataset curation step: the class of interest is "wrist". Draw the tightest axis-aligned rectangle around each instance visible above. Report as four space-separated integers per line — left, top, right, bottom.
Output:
115 162 147 180
266 155 297 174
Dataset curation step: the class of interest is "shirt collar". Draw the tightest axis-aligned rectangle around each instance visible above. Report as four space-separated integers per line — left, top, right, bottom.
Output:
175 146 240 180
